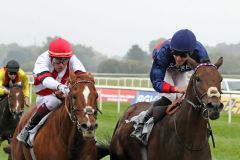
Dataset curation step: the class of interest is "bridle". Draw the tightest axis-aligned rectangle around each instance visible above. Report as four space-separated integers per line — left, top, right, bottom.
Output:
65 80 99 132
185 63 218 119
174 63 219 151
7 86 24 119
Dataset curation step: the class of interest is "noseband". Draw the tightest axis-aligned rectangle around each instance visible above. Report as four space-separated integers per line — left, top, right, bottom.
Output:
65 80 98 132
174 63 219 151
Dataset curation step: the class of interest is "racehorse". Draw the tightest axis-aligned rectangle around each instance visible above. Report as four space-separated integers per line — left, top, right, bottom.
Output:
11 72 101 160
110 57 224 160
0 83 25 159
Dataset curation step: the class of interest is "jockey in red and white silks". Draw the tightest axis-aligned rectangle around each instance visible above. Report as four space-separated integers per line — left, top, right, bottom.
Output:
33 50 85 110
17 38 86 146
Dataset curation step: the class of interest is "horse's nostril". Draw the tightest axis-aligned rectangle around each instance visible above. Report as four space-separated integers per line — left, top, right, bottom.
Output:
95 123 98 129
81 123 88 130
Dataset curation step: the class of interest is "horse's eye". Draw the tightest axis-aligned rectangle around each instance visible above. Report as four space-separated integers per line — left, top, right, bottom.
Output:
195 77 201 82
71 94 77 100
94 110 98 117
96 93 98 100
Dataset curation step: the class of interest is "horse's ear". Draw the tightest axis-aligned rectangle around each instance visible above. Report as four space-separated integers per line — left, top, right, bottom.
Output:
86 72 95 83
69 70 77 82
87 72 93 78
187 56 198 69
214 57 223 69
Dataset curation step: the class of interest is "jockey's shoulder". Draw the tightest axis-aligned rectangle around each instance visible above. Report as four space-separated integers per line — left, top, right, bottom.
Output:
18 69 28 77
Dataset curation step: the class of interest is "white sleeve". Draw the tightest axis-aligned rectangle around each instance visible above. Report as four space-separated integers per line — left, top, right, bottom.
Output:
42 77 61 90
69 55 86 72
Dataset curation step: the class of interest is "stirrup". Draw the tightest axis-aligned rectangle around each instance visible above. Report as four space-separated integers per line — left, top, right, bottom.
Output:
136 125 143 132
17 128 30 144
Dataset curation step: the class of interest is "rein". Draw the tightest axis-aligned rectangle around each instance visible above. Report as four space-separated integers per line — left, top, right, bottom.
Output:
185 63 217 118
173 63 218 151
8 89 24 118
173 112 208 151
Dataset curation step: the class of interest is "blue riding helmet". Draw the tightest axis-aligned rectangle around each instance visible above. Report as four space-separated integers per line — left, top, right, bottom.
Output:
170 29 196 53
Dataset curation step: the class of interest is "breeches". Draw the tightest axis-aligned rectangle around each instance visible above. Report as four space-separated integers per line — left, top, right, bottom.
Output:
160 69 189 102
36 94 62 111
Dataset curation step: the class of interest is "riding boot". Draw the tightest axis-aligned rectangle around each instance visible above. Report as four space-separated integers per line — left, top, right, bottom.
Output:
143 96 172 123
17 103 50 146
135 96 172 133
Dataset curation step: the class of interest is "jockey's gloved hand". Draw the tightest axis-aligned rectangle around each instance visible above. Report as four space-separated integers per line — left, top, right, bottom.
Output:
57 84 70 97
3 88 9 94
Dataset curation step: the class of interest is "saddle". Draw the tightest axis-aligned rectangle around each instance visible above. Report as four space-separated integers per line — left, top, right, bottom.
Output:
152 96 183 123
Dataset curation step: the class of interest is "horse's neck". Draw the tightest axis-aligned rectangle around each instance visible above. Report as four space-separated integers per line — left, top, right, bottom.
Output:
175 87 208 145
0 98 10 117
0 98 14 134
56 105 81 145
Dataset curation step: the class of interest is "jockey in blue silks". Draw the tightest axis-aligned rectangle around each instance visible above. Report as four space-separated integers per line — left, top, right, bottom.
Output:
141 29 210 125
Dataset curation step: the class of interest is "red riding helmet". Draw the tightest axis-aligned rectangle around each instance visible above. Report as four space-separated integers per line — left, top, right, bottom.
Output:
48 38 73 58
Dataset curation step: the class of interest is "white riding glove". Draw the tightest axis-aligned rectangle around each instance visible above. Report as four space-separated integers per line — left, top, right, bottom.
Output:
57 84 70 97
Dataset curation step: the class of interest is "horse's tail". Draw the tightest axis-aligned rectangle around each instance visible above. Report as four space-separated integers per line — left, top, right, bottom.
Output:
96 140 110 160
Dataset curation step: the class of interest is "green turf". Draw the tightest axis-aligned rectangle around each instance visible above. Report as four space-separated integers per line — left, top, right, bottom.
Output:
1 102 239 160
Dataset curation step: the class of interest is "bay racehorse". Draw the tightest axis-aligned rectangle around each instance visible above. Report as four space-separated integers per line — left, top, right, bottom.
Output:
0 83 25 159
110 57 224 160
11 72 101 160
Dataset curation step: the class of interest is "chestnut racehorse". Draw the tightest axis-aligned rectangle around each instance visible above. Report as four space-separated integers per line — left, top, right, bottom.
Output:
110 57 224 160
11 72 100 160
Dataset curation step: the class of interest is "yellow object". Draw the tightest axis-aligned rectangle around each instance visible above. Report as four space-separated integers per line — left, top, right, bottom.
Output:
0 67 30 97
221 95 240 114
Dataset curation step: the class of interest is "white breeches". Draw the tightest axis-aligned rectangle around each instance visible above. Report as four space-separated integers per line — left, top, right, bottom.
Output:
160 69 189 102
36 94 62 111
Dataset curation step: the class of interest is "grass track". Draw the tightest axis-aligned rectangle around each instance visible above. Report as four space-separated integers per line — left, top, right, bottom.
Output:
1 102 240 160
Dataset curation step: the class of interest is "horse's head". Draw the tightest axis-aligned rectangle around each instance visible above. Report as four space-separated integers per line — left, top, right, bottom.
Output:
187 57 224 120
66 71 99 139
8 82 25 119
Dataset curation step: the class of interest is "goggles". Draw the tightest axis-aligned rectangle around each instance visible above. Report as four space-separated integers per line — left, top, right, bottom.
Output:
8 72 17 75
172 50 191 58
52 58 70 64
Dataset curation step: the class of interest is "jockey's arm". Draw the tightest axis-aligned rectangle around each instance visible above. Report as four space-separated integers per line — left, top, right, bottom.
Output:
150 63 175 93
195 42 210 63
19 69 30 98
42 76 61 90
69 55 86 72
0 70 8 96
19 69 31 107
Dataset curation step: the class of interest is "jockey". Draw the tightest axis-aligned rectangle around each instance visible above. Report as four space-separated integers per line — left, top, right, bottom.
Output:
17 38 86 146
0 60 30 106
141 29 210 125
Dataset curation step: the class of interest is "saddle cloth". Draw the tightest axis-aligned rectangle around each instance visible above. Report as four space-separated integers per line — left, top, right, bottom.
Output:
26 112 52 147
126 110 154 145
